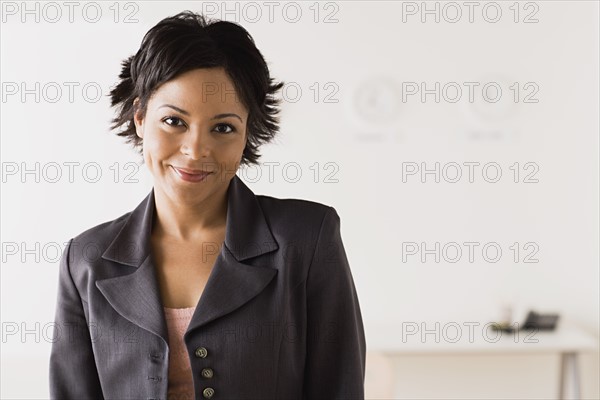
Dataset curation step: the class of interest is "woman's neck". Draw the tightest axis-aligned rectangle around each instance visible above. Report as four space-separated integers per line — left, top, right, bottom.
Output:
151 186 228 241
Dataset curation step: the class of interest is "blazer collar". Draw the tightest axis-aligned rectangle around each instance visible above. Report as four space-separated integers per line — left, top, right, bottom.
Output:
101 174 278 266
96 174 279 345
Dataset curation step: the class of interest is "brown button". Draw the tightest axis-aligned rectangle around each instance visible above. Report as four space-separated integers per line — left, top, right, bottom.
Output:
195 346 208 358
202 387 215 398
201 368 214 378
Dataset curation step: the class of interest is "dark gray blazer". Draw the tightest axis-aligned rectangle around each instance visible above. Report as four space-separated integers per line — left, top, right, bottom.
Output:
49 174 366 399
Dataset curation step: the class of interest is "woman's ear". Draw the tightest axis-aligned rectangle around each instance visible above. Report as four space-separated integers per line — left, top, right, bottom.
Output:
133 98 144 139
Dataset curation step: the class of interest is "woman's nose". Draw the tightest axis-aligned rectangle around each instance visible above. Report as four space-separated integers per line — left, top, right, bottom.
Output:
180 128 211 159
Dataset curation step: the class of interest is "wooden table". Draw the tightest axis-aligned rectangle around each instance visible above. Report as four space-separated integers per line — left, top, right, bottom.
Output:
367 321 598 399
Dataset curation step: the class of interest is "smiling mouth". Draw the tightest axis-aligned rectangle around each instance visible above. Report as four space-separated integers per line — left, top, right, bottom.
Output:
171 166 213 183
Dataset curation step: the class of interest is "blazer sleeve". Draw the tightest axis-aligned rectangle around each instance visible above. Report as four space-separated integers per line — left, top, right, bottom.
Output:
302 207 367 399
49 238 104 399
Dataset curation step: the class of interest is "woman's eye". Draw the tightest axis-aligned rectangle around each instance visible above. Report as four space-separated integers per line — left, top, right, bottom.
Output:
214 124 235 134
162 116 185 127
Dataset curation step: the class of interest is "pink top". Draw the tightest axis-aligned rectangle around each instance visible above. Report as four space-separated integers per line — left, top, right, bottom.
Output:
163 306 196 400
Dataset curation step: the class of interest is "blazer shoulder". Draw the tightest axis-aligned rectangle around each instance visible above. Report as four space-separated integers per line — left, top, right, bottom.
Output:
256 195 337 241
59 211 132 302
257 194 333 220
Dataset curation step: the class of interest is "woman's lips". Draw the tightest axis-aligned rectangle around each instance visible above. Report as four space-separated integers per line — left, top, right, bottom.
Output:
171 166 213 183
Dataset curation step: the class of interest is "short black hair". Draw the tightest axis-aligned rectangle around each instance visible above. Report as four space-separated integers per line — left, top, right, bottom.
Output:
108 10 284 166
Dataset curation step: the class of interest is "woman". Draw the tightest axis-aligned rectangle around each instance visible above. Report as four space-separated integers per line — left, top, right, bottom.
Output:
49 10 366 400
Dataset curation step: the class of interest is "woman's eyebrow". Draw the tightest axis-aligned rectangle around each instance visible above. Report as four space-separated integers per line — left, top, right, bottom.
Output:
211 113 243 123
159 104 243 123
159 104 190 115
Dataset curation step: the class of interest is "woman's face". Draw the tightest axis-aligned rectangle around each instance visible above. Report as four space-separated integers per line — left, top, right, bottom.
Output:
133 67 248 207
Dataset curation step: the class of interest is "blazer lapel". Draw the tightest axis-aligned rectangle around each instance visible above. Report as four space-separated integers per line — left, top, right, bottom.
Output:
96 175 279 346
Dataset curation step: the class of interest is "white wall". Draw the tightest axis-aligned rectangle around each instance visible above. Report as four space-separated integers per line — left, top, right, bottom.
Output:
1 1 598 398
